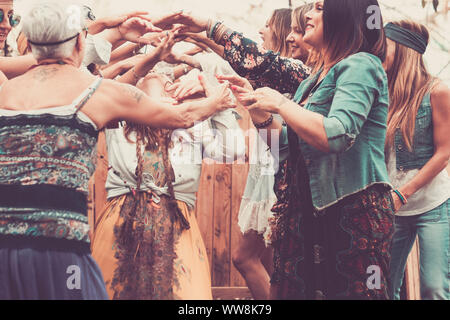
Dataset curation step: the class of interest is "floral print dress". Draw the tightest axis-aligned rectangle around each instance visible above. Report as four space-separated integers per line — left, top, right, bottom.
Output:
217 30 310 94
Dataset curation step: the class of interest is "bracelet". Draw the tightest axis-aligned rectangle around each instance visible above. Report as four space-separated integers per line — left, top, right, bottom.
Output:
213 23 228 43
254 115 274 129
209 21 223 40
206 19 213 38
393 189 408 205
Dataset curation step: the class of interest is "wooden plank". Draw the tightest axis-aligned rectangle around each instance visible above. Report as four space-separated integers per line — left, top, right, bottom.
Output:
212 164 232 287
87 176 95 241
93 131 108 231
195 160 216 270
405 237 421 300
88 131 107 236
212 287 253 300
230 164 249 287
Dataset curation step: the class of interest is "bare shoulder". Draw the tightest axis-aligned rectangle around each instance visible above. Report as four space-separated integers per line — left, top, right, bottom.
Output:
431 81 450 107
430 82 450 124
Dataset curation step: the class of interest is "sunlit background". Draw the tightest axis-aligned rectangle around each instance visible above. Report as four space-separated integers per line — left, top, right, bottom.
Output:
12 0 450 85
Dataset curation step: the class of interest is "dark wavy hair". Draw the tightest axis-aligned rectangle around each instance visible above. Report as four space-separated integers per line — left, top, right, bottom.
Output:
315 0 386 70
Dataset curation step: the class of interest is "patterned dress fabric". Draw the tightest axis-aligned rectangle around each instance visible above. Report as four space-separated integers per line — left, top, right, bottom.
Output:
218 30 310 94
0 78 102 249
269 127 395 300
0 77 108 300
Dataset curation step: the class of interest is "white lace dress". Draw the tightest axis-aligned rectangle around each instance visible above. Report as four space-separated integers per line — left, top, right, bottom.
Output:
237 131 278 246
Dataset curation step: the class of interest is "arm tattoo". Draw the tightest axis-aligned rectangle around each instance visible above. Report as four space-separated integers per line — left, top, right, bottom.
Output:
120 83 144 103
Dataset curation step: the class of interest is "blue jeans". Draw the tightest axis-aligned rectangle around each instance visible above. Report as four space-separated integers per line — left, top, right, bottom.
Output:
389 199 450 300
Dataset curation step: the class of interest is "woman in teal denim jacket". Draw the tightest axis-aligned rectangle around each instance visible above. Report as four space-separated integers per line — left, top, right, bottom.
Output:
233 0 395 299
383 21 450 300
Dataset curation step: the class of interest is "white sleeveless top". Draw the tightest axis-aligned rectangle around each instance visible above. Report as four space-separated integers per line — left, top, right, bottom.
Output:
387 149 450 216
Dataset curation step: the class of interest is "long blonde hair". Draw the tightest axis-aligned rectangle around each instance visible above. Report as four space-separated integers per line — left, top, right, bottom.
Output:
386 20 437 151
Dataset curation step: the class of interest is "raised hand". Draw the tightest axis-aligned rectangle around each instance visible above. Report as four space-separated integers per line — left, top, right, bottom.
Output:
118 17 162 45
153 29 179 62
166 78 205 101
87 11 150 34
139 32 165 47
150 11 184 30
238 87 288 114
169 12 209 34
198 74 236 112
217 74 253 92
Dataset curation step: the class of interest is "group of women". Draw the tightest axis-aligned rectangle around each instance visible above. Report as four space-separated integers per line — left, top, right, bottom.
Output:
0 0 448 300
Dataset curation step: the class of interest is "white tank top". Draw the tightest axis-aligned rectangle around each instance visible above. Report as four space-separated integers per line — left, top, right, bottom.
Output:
387 149 450 216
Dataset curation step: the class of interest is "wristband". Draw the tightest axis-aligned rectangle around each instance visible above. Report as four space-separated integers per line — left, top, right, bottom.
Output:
209 21 223 40
254 115 274 129
393 189 408 205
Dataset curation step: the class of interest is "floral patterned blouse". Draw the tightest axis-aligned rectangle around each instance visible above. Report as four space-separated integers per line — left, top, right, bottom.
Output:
217 29 311 94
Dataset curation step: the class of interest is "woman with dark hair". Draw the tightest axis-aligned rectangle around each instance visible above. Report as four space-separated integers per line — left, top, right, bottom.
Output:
383 21 450 300
229 0 394 300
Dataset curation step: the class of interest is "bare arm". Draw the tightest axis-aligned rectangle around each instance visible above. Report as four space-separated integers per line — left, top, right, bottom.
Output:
0 70 7 85
107 42 141 66
0 55 36 79
398 83 450 199
100 57 138 80
117 31 176 85
182 33 225 57
90 76 235 130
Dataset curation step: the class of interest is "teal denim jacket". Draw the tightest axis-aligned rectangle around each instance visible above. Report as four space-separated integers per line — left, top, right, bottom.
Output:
394 93 434 171
280 52 392 210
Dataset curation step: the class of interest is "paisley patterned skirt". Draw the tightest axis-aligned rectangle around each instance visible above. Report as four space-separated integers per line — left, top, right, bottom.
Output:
91 193 212 300
270 161 395 300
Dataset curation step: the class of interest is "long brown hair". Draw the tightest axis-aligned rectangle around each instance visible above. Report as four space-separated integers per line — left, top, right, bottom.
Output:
268 8 292 57
292 3 314 35
385 20 437 151
313 0 387 73
292 3 317 66
123 75 190 230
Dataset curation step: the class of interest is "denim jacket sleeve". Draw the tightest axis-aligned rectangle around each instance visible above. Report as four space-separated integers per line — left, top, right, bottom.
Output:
323 54 386 153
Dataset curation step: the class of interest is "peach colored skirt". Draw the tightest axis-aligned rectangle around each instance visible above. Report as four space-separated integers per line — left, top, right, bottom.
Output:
91 194 212 300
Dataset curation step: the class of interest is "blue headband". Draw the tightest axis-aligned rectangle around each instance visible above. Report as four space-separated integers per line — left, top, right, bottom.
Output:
384 23 428 54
